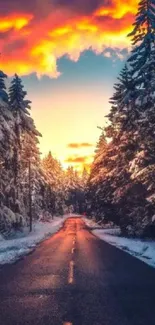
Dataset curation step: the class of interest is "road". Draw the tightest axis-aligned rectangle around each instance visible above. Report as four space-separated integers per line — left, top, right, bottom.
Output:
0 217 155 325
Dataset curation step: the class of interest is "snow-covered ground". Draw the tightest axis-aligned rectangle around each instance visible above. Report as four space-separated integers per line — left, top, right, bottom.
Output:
1 214 155 269
83 217 104 229
0 215 69 265
93 228 155 268
83 217 119 231
83 217 155 268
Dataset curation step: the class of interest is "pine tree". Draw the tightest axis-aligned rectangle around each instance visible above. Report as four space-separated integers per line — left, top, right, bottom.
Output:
0 71 14 203
87 0 155 234
42 152 66 216
81 167 89 188
9 74 41 211
0 71 17 234
128 0 155 75
20 132 42 221
95 0 155 235
87 131 112 221
107 64 139 135
127 0 155 233
129 49 155 200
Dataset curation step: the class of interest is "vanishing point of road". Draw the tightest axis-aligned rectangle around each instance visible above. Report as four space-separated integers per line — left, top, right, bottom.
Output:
0 217 155 325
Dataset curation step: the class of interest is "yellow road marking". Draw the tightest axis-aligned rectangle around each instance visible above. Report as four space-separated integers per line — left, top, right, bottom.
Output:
68 260 74 284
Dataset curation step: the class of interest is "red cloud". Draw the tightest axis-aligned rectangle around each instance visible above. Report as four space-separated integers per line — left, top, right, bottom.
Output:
0 0 139 77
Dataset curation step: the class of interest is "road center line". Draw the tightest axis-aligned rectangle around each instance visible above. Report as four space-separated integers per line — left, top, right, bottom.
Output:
68 260 74 284
71 247 75 254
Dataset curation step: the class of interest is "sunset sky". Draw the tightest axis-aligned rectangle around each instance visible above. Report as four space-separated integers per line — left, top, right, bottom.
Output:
0 0 138 171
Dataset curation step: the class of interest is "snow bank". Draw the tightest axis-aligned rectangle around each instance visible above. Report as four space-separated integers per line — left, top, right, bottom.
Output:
0 215 69 265
68 213 82 218
82 217 98 228
93 228 155 268
83 217 119 231
83 217 155 268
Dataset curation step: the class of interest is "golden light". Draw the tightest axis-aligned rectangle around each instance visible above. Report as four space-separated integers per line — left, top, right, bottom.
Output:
76 19 98 32
95 0 138 19
0 15 32 32
49 26 72 37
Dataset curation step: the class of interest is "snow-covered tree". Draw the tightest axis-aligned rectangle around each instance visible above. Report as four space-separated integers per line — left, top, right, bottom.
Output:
0 71 15 203
87 131 113 221
81 167 89 188
0 71 17 233
87 0 155 235
107 64 139 135
128 0 155 74
129 50 155 208
42 152 66 216
20 132 43 221
9 74 41 212
126 0 155 233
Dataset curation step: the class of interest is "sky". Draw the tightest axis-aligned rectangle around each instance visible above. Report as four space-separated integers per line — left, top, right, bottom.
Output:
0 0 139 171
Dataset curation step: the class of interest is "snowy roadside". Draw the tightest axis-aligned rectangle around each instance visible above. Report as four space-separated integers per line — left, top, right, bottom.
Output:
93 229 155 268
82 217 103 229
0 215 69 265
83 217 155 268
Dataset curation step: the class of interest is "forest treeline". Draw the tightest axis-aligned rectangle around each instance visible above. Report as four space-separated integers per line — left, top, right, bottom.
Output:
86 0 155 237
0 72 88 235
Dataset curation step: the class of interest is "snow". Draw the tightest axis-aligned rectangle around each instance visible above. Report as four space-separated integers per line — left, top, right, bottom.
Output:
0 215 69 265
93 227 155 268
83 218 155 268
83 217 118 230
83 217 101 228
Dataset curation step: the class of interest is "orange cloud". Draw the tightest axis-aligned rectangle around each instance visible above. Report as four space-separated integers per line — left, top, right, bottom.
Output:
0 1 139 77
64 153 94 171
95 0 137 19
65 156 88 163
68 142 94 148
65 154 94 165
0 15 32 32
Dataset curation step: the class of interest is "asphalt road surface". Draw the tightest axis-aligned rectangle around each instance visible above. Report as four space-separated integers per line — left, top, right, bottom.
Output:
0 217 155 325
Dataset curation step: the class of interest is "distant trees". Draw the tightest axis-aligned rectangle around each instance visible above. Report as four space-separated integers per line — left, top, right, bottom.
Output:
87 0 155 237
64 166 88 214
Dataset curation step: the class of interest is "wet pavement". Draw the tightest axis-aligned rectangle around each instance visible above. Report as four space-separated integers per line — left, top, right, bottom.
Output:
0 217 155 325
